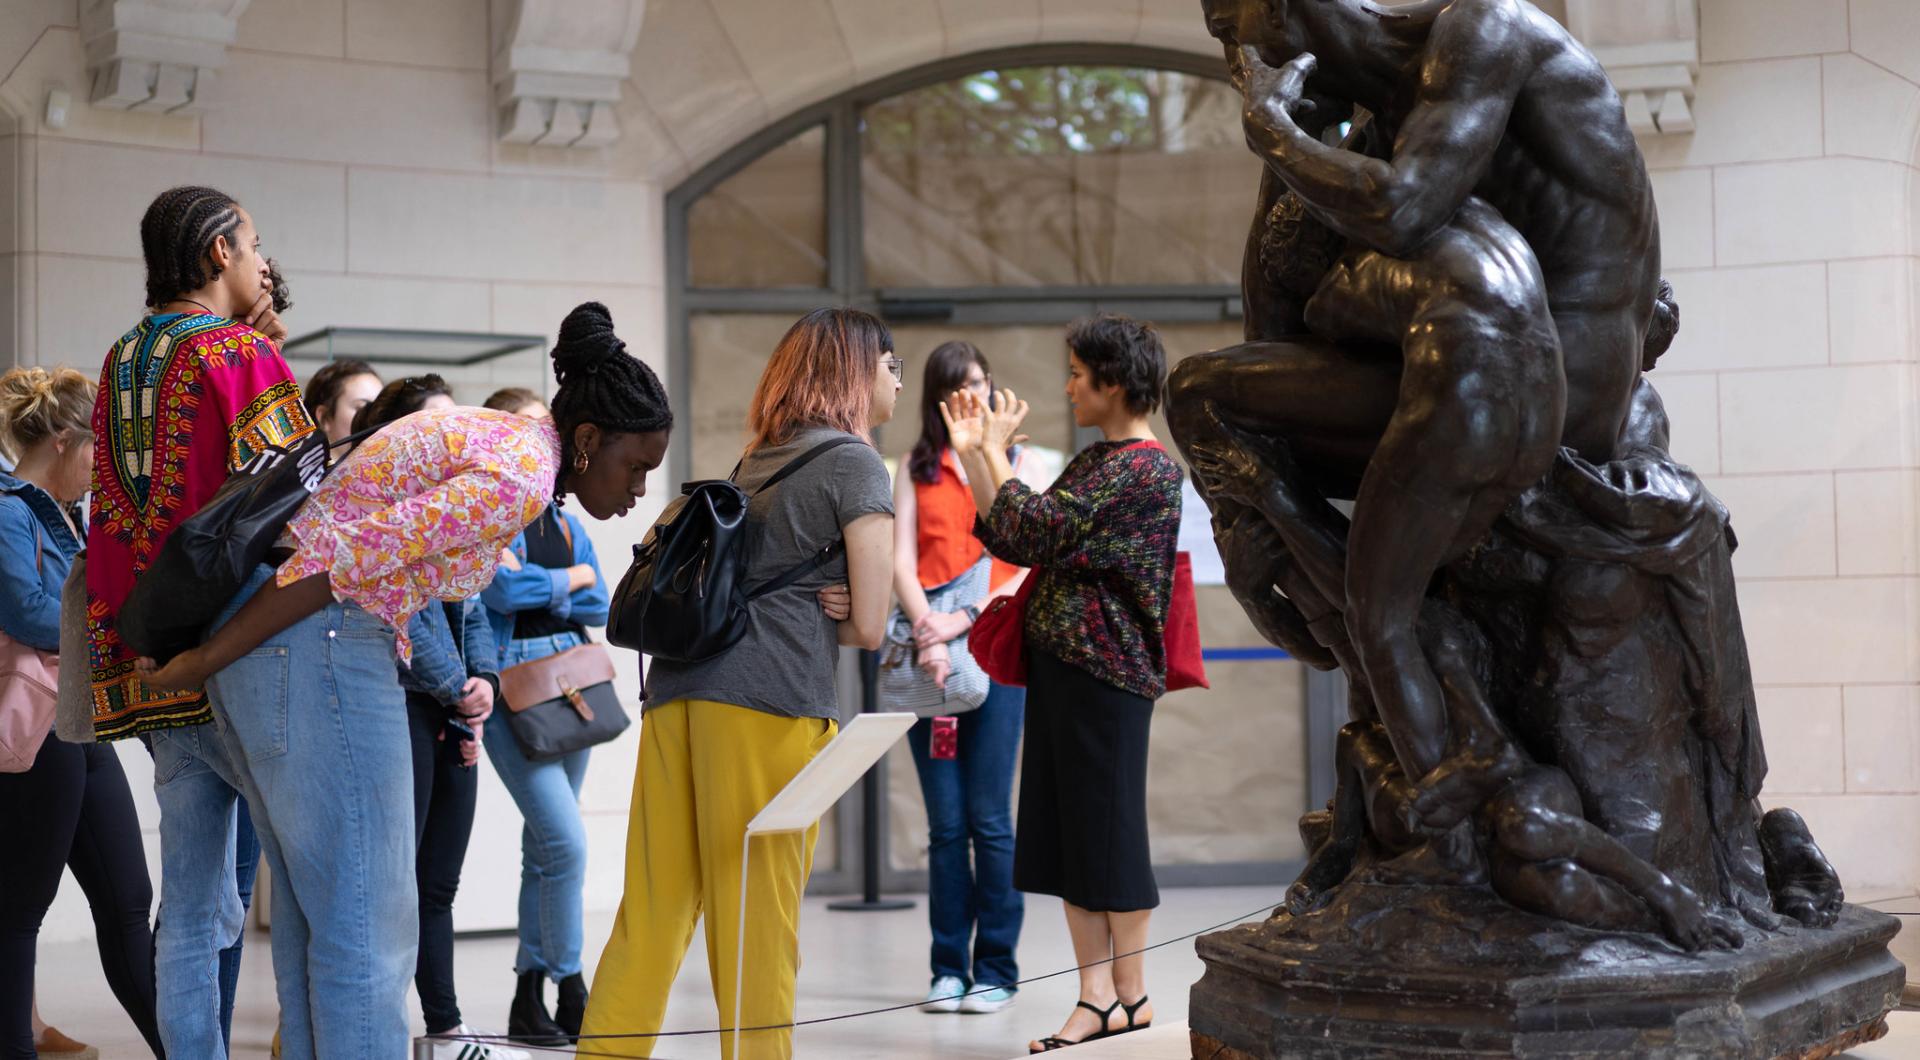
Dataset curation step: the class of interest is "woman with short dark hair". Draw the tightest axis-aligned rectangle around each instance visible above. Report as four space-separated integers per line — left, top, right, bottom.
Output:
945 313 1182 1053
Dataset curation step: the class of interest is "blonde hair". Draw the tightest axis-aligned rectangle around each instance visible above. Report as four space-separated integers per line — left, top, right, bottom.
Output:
0 367 96 461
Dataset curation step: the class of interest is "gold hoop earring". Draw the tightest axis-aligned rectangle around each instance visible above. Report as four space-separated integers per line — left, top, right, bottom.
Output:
572 450 590 475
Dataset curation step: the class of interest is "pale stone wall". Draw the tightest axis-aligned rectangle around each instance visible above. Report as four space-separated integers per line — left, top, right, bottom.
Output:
1647 0 1920 895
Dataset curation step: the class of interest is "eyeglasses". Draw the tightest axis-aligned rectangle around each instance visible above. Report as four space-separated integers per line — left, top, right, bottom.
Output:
883 356 904 382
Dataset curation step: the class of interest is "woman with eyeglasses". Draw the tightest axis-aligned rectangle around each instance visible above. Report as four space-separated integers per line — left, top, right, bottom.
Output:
890 341 1034 1016
582 307 899 1060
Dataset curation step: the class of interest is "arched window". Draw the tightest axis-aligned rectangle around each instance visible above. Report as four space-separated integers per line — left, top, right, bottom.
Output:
669 46 1308 890
669 45 1254 480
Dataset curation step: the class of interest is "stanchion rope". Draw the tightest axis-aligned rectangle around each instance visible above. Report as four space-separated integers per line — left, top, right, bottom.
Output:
422 897 1281 1058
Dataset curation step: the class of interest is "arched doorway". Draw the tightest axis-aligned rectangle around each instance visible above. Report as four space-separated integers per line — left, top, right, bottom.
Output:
667 44 1309 891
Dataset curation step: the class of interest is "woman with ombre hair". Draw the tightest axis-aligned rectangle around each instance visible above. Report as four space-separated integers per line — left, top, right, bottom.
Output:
582 307 900 1059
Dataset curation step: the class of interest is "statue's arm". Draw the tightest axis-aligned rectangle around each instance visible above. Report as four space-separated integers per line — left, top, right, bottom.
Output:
1246 1 1531 257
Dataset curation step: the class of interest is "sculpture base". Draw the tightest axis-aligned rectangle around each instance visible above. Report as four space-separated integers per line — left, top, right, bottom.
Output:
1188 884 1903 1059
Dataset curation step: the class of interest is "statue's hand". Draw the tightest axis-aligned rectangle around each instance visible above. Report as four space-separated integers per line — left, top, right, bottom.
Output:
1236 46 1317 146
1189 439 1268 507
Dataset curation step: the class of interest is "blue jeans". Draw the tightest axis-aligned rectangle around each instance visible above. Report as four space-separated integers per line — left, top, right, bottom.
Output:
148 724 247 1059
220 798 259 1048
482 632 591 979
201 567 417 1059
906 681 1026 987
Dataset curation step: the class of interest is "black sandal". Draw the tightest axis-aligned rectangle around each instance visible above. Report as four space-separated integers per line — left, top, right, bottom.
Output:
1029 999 1121 1052
1117 994 1151 1033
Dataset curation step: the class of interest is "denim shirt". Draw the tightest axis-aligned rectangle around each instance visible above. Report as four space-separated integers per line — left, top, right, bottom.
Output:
398 598 500 708
0 472 83 652
480 506 608 669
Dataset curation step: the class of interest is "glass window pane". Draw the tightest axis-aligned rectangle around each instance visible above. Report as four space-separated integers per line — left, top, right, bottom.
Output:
862 67 1258 288
686 313 798 478
689 125 828 289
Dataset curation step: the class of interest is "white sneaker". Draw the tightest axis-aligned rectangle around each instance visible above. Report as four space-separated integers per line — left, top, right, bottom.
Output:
960 985 1017 1014
920 975 968 1013
430 1024 532 1060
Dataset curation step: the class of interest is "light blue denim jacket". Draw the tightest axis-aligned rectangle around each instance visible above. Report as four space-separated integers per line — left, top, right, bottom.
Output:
399 598 500 707
480 505 608 669
0 471 82 652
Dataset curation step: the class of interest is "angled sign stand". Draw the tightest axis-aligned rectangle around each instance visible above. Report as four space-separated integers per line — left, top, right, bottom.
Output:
733 711 918 1055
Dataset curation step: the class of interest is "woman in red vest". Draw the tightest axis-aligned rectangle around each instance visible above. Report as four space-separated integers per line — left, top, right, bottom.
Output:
891 342 1034 1016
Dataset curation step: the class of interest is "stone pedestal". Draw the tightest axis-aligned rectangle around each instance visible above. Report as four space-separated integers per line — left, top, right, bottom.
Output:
1188 884 1903 1059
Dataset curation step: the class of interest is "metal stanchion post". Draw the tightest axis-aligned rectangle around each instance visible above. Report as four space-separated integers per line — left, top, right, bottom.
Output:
413 1037 435 1060
828 648 915 912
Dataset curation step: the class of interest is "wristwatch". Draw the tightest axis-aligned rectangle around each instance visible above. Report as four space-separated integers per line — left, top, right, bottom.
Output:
961 604 981 626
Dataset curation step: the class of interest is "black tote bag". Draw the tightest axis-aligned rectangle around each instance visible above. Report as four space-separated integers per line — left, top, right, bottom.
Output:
118 427 368 664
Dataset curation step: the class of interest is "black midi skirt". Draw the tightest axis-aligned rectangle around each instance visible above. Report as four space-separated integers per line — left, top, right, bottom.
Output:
1012 649 1159 912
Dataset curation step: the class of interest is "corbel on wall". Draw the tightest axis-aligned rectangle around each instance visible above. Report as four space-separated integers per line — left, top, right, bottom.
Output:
79 0 251 113
492 0 647 149
1565 0 1698 136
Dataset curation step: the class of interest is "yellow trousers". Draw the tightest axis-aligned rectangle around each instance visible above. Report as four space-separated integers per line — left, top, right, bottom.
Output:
580 699 836 1060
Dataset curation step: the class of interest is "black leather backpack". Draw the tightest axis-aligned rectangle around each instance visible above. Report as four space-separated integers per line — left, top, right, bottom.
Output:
607 436 856 663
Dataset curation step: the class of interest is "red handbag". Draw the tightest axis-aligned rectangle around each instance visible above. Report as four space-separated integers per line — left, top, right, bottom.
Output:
1164 551 1209 692
969 569 1037 687
970 438 1209 693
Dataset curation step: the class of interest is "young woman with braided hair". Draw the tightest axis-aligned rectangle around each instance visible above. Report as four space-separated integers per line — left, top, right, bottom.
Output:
474 312 625 1045
136 302 674 1059
86 184 309 1060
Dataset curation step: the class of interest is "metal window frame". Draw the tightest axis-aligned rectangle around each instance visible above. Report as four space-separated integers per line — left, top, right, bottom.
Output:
665 43 1320 896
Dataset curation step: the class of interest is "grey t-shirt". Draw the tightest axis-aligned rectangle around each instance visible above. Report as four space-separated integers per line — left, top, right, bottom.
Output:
644 427 893 719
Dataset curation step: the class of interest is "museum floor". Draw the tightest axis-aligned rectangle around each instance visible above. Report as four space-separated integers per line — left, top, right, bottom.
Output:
36 886 1278 1058
38 884 1919 1058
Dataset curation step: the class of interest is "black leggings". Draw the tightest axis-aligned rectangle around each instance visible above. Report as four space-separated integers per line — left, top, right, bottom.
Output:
408 693 479 1035
0 735 163 1058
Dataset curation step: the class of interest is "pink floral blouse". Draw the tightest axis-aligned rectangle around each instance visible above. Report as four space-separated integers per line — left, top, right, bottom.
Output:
277 406 561 660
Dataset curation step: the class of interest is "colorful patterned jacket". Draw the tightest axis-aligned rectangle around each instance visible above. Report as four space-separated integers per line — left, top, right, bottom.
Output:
975 439 1182 699
86 313 312 740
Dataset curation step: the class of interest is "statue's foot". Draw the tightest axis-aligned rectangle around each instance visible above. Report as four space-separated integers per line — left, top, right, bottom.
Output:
1760 808 1845 928
1646 878 1746 953
1298 808 1334 853
1284 836 1358 917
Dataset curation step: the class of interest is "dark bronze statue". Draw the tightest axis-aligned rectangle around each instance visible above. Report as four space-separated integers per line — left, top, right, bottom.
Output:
1172 2 1903 1056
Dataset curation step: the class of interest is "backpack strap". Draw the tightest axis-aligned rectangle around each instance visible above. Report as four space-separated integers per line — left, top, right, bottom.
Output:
750 436 860 497
747 540 846 602
739 436 864 600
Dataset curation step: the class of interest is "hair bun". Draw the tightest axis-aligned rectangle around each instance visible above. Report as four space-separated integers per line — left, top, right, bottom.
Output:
551 301 622 387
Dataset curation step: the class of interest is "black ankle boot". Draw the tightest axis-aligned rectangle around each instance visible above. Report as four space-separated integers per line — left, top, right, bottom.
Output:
555 972 589 1040
509 970 569 1047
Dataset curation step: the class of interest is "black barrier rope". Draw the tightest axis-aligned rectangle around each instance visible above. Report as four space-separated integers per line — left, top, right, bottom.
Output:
419 898 1281 1057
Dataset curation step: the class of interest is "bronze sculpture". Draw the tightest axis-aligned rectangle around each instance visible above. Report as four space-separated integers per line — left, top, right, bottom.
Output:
1170 1 1903 1056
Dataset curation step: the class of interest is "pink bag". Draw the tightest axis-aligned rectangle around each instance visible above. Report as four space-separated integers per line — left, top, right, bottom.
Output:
0 631 57 772
0 525 57 772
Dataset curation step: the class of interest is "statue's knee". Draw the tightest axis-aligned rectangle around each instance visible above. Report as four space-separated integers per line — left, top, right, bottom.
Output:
1165 358 1219 419
1495 804 1565 862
